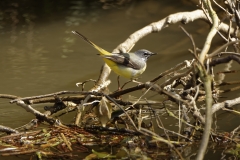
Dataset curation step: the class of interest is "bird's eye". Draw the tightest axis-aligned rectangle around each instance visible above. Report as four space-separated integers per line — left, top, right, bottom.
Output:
144 52 148 57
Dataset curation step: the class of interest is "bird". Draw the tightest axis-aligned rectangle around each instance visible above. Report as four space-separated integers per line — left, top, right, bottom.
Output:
72 31 156 79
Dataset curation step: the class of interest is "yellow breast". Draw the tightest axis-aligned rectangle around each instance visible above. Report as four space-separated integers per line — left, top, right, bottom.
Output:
103 58 146 79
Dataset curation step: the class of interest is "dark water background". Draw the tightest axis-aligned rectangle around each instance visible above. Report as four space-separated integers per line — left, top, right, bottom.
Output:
0 0 240 159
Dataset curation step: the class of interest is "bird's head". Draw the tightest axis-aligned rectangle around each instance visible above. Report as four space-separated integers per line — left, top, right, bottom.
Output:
135 49 156 62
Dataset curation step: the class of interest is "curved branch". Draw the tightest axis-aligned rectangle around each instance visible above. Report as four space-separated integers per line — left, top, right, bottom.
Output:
95 9 234 88
212 96 240 114
113 10 208 53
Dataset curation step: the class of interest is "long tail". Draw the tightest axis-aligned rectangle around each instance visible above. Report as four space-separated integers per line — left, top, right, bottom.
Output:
72 31 111 56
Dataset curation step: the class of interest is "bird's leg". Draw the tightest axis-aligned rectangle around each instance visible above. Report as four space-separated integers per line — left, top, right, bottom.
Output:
117 76 121 90
117 76 131 90
120 78 142 90
116 77 143 92
114 76 132 92
120 80 132 90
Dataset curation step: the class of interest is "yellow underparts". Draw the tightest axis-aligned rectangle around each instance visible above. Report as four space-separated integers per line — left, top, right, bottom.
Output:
103 58 146 79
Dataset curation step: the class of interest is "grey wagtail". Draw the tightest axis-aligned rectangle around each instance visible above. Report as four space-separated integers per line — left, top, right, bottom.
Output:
72 31 156 79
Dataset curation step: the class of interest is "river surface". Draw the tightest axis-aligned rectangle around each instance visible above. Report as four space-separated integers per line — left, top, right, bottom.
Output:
0 0 240 159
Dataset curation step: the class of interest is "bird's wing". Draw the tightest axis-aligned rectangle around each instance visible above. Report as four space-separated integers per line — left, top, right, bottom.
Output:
102 53 143 70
